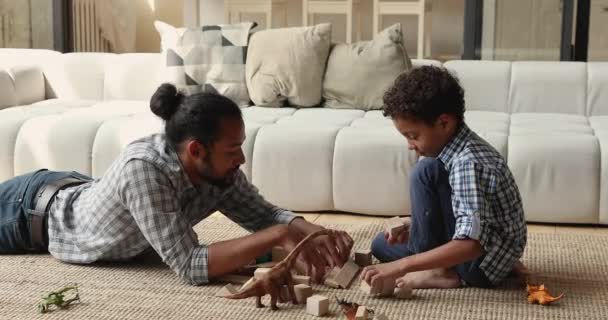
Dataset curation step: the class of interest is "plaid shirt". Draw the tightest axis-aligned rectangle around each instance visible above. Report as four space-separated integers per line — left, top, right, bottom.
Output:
47 134 297 285
437 124 527 285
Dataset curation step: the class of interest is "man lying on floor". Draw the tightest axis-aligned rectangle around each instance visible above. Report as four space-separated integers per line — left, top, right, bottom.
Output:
361 66 528 290
0 83 353 285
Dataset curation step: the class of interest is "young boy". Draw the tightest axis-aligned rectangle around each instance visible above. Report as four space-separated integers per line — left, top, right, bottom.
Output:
361 66 527 289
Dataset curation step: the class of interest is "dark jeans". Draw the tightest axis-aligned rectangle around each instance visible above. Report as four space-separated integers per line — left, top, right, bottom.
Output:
370 158 494 288
0 169 91 254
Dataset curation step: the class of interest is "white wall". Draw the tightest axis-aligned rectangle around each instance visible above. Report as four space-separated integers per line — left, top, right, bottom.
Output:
135 0 184 52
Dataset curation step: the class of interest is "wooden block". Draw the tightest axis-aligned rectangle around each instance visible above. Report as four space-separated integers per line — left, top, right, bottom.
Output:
394 286 413 299
385 216 406 238
373 313 389 320
324 267 341 288
334 260 360 289
218 274 250 284
254 267 272 279
294 284 313 304
355 250 373 267
355 306 368 320
215 284 238 297
360 280 380 295
293 274 311 286
306 295 329 316
272 246 288 262
324 278 341 288
278 285 291 303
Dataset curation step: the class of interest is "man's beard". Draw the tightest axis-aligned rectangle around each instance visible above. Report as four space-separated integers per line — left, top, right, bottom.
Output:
200 159 238 189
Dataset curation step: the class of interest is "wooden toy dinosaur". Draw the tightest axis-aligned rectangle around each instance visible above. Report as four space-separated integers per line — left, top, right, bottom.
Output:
526 283 564 305
224 229 335 310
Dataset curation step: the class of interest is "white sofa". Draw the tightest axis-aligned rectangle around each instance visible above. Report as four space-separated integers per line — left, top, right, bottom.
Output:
1 49 608 225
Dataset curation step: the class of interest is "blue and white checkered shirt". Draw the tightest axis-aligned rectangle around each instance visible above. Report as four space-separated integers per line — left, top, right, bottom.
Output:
437 124 527 285
47 134 297 285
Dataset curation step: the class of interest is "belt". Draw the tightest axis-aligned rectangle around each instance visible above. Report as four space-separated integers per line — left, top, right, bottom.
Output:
30 177 87 249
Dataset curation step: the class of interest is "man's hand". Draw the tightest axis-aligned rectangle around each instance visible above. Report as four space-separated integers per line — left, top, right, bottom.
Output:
285 218 354 282
360 260 407 289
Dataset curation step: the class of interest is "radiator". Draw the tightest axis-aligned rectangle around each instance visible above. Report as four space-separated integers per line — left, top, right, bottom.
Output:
0 14 10 48
72 0 111 52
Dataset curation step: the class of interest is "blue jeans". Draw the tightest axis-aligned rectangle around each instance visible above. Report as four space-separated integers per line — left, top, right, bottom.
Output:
0 169 91 254
371 158 494 288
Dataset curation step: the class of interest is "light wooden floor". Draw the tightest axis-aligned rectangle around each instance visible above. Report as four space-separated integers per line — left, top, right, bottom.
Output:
295 213 608 236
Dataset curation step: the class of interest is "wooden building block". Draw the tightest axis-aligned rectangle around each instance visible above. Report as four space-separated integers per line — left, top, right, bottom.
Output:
215 284 238 297
355 249 373 267
355 306 368 320
294 284 313 304
293 274 311 285
333 260 360 289
254 267 272 279
306 295 329 316
324 267 341 288
385 216 406 238
394 286 413 299
360 280 380 295
272 246 288 262
360 278 393 297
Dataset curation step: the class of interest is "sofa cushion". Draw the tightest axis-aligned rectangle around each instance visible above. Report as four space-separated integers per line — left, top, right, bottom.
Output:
44 53 114 100
510 113 592 135
444 61 511 113
241 106 297 124
0 69 17 110
508 134 599 223
323 23 411 111
0 99 96 181
104 54 162 101
154 21 255 107
588 63 608 116
333 126 416 215
509 61 587 115
9 65 45 105
276 108 364 126
246 23 332 108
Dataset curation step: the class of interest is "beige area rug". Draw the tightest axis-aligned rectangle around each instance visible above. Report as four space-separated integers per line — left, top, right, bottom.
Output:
1 216 607 320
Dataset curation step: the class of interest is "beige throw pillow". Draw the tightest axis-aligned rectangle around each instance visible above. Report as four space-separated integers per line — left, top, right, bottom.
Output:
323 23 412 110
246 24 332 107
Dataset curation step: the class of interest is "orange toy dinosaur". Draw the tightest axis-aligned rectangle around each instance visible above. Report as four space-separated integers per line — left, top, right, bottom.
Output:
336 297 374 320
224 229 335 310
526 283 564 305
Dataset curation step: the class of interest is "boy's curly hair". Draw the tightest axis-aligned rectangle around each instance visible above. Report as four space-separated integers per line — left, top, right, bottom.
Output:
383 66 465 125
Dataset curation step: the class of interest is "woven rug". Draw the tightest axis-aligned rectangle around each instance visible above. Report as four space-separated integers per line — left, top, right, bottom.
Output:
1 215 607 320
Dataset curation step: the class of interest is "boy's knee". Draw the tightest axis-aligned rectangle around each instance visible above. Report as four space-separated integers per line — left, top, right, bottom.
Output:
410 158 445 186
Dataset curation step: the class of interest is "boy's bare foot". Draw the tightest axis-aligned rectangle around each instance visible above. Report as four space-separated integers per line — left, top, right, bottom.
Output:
397 268 461 289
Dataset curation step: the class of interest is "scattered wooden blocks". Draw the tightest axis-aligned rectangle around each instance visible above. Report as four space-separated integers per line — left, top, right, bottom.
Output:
331 260 360 289
355 306 368 320
355 249 373 267
293 274 311 286
385 216 406 238
324 267 341 288
272 246 288 262
254 267 271 279
360 278 394 297
294 284 313 304
306 295 329 316
394 286 413 299
215 284 238 297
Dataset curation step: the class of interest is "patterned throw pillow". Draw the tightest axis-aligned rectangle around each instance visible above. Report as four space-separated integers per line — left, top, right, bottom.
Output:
154 21 257 107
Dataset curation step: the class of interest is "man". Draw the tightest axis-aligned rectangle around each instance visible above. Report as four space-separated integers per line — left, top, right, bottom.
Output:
0 83 353 285
361 66 527 289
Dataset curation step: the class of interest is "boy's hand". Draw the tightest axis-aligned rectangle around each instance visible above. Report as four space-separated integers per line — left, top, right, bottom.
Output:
386 217 410 245
360 260 407 289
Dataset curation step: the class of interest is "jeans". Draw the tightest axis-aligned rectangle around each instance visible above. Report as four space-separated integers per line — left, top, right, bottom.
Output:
0 169 91 254
370 158 494 288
